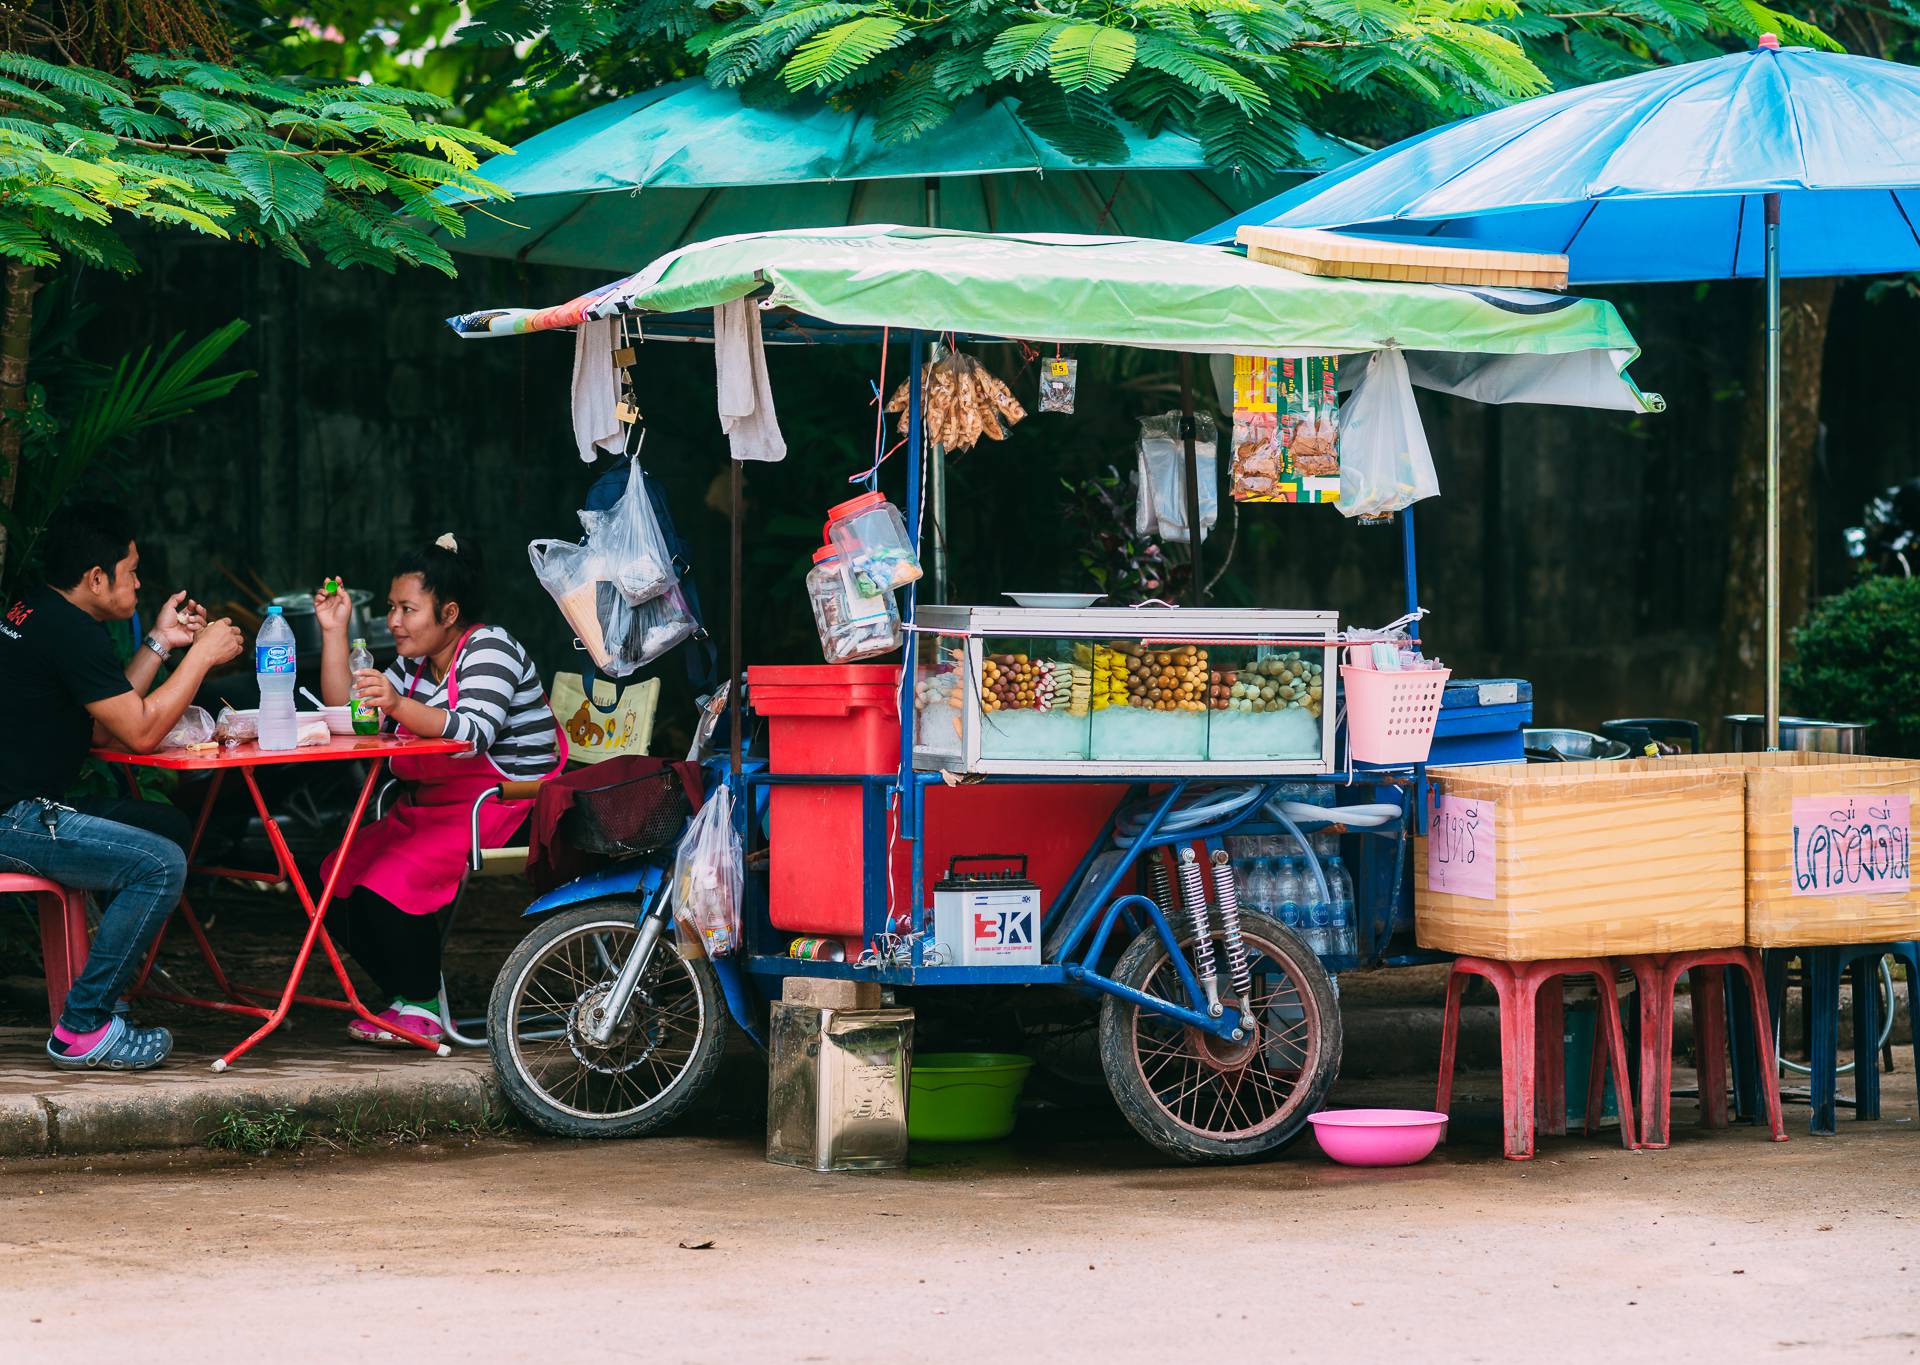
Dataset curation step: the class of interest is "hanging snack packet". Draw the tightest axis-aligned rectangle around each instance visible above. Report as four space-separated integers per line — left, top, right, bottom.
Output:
1039 357 1079 414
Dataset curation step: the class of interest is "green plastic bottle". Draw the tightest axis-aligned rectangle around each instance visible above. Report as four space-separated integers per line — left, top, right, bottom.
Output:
348 638 380 735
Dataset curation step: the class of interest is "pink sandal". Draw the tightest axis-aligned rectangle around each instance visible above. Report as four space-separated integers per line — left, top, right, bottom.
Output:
347 1005 445 1047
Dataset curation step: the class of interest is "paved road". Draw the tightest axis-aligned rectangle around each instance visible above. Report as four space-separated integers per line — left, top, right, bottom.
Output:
4 1077 1918 1363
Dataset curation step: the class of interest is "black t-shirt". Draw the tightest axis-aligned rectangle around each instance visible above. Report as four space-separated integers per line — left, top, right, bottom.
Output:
0 587 133 808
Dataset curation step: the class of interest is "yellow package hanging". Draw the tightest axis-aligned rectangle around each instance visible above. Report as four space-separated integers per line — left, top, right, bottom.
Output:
1230 355 1340 504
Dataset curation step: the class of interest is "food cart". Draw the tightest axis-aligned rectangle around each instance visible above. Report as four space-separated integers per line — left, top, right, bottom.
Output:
452 226 1660 1161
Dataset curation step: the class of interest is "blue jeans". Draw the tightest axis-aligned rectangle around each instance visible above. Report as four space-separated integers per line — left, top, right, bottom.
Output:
0 797 188 1032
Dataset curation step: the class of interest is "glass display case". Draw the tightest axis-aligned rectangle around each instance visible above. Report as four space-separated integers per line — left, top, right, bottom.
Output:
913 605 1338 775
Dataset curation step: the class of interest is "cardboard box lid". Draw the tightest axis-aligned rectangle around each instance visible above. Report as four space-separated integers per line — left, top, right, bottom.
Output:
1237 226 1569 290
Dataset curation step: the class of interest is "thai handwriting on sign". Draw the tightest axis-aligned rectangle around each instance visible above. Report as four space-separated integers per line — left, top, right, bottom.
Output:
1791 795 1912 897
1428 792 1496 901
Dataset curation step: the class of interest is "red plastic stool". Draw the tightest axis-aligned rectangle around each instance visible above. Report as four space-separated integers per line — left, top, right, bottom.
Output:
4 873 91 1027
1437 955 1639 1160
1618 948 1787 1148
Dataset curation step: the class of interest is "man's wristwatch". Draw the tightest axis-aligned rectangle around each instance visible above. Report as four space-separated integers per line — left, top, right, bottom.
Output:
143 633 173 662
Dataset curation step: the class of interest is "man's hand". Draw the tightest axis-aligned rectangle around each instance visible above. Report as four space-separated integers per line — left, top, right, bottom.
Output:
352 668 402 714
313 577 354 636
154 591 208 649
187 618 246 670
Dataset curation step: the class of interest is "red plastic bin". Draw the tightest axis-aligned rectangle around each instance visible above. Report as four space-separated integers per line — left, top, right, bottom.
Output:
749 665 1122 951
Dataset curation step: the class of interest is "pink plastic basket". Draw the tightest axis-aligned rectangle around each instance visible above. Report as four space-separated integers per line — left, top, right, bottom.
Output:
1339 664 1451 764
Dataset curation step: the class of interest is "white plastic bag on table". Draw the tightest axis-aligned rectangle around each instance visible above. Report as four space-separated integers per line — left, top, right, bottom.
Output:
671 784 739 957
162 705 214 750
1134 411 1218 543
1335 349 1440 519
578 459 675 606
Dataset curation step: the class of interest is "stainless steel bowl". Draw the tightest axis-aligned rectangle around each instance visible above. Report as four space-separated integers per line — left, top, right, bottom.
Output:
1723 715 1868 753
263 589 394 657
1523 727 1632 762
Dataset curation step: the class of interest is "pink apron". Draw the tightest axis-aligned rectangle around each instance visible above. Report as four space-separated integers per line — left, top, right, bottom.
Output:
323 626 568 916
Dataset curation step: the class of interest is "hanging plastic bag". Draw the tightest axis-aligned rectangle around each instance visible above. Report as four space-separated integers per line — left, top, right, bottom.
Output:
1335 349 1440 519
609 582 699 674
671 783 740 957
578 458 675 606
1134 411 1218 543
529 538 619 671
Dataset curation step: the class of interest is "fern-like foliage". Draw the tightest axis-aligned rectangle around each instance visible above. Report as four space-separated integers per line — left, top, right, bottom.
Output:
0 53 512 279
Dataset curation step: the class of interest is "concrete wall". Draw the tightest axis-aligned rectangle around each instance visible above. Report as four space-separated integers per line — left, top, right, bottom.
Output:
102 233 1920 749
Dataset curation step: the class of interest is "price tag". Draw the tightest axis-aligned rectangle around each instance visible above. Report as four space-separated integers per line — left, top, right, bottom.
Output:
1792 794 1912 896
1428 791 1496 900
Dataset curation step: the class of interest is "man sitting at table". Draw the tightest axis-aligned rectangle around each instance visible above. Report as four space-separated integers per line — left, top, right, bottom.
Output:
0 500 244 1071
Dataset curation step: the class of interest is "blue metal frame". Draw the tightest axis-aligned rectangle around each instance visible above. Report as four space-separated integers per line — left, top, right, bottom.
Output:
721 326 1440 1042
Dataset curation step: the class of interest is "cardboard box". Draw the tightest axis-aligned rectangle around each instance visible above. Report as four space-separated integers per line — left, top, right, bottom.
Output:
1236 226 1569 291
781 976 885 1011
1614 752 1920 947
1415 760 1746 960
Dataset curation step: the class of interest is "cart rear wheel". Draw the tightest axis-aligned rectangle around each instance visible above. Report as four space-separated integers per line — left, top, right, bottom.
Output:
1099 910 1340 1163
487 901 728 1139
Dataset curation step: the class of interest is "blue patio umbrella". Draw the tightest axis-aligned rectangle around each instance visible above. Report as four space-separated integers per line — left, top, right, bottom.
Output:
1199 38 1920 746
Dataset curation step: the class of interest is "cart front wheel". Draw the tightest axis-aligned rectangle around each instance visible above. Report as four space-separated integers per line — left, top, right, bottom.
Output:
487 901 728 1139
1099 910 1341 1163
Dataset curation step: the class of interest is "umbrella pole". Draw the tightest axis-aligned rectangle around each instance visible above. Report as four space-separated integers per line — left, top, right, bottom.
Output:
1180 353 1204 604
1764 192 1782 752
729 456 743 779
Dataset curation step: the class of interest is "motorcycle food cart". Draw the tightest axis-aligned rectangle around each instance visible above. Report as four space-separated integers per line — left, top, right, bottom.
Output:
450 226 1659 1161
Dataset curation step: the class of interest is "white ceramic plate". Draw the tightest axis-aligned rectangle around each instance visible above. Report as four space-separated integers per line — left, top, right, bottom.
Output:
1003 592 1106 609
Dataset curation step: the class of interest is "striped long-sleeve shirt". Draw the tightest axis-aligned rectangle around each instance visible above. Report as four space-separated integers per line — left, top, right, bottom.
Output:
386 625 560 780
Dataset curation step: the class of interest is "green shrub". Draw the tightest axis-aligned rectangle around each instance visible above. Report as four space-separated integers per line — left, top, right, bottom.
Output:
1786 575 1920 756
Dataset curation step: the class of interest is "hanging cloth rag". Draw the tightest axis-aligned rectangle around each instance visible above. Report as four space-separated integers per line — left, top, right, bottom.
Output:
572 316 625 464
713 299 787 462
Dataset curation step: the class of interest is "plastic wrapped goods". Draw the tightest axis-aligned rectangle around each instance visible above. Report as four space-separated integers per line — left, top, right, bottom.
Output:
672 784 740 957
806 546 901 663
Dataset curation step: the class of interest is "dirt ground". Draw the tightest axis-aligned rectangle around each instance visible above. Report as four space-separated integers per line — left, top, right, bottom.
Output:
5 1067 1919 1364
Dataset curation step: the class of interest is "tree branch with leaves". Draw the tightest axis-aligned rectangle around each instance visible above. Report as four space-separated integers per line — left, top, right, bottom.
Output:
0 46 513 573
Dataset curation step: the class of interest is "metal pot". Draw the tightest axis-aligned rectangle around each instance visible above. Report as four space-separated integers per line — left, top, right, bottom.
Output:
1724 715 1868 754
263 590 394 658
1523 727 1632 762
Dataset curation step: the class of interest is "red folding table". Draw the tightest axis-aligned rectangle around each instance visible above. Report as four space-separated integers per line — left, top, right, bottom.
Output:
93 734 468 1071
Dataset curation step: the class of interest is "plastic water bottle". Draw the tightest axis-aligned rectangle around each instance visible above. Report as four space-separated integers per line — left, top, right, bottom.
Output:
1325 854 1358 961
256 605 298 751
1273 855 1303 933
348 638 379 735
1302 856 1334 958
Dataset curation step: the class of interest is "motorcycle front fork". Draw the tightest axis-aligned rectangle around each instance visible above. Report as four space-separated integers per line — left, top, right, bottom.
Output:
581 889 671 1047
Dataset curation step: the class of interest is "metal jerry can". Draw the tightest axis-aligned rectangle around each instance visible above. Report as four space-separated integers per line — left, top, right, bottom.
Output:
931 855 1043 968
766 1002 915 1172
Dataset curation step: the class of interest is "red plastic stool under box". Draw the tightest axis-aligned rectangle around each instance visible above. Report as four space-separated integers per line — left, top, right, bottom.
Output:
1436 954 1639 1160
1619 948 1787 1148
749 665 1124 957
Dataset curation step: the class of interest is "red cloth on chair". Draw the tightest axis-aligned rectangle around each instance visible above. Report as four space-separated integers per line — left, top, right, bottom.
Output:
524 756 704 892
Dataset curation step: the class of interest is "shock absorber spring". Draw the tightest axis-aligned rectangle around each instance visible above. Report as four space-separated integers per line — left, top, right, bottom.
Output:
1209 847 1253 1004
1146 851 1175 918
1176 846 1221 1015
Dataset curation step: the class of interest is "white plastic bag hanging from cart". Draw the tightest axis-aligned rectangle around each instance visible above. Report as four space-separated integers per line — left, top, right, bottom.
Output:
528 538 616 669
1134 411 1218 543
671 783 740 956
1335 348 1440 519
578 457 676 606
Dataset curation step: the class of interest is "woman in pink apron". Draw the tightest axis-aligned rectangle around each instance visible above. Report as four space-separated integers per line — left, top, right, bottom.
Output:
314 534 565 1045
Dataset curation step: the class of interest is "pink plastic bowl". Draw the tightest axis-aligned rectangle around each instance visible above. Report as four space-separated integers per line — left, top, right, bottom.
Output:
1308 1108 1447 1166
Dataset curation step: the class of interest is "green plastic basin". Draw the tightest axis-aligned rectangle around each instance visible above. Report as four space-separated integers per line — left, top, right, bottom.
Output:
909 1052 1035 1142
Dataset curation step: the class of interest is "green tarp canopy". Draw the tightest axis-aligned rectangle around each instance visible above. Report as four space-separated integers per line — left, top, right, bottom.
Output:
448 226 1660 413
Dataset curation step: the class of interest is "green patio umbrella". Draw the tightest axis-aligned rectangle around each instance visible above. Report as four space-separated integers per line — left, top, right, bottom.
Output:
436 78 1361 271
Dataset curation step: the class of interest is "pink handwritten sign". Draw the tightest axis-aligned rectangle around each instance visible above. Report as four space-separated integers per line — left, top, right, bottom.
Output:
1791 794 1911 897
1428 792 1496 900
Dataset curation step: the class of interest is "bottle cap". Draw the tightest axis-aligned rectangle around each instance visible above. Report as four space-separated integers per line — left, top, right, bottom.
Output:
350 637 368 648
267 604 283 615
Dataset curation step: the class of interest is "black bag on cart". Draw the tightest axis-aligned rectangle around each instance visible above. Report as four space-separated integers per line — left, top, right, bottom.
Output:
582 457 720 693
